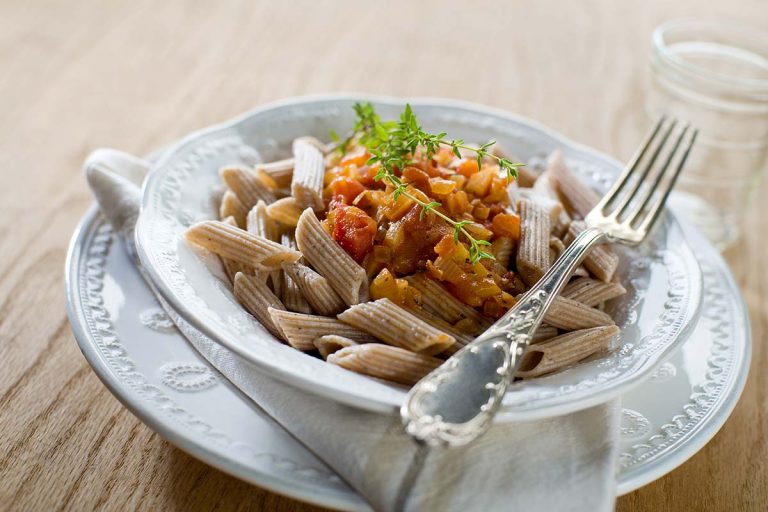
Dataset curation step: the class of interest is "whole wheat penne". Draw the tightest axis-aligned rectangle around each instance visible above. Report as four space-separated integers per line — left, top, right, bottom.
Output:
543 295 615 330
220 165 276 209
233 272 285 339
266 197 304 227
516 165 539 188
404 305 475 352
269 307 377 351
246 201 281 241
295 208 369 306
491 236 514 268
561 277 627 307
281 274 313 313
403 273 492 333
291 139 325 210
222 255 253 283
278 233 312 313
313 335 359 359
295 135 330 153
532 324 559 343
517 189 564 225
564 220 619 282
338 298 455 355
219 216 255 282
247 201 283 296
552 209 572 239
531 167 573 237
573 266 590 278
549 236 566 264
219 190 248 227
186 220 301 269
327 344 443 386
548 150 601 219
516 325 619 378
255 158 294 189
516 198 551 286
281 262 346 316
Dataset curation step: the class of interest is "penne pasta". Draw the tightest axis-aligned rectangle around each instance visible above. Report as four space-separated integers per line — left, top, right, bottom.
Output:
549 236 566 264
403 273 492 333
403 305 475 354
220 165 276 209
516 198 552 286
515 165 540 188
219 190 248 228
281 274 313 313
573 266 590 278
543 295 615 331
185 220 301 270
255 158 294 188
491 236 514 268
279 233 312 313
517 188 564 225
246 201 281 241
186 220 301 269
338 298 456 356
295 208 369 306
291 139 325 211
561 277 627 307
233 272 285 339
532 324 559 343
247 201 283 296
266 196 305 227
551 210 572 239
269 307 377 351
281 261 346 316
219 216 255 282
548 150 601 220
313 335 359 359
565 220 619 282
327 343 443 386
516 325 619 378
530 169 572 237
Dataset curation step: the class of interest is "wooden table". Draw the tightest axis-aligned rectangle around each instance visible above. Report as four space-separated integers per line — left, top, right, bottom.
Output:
1 1 766 510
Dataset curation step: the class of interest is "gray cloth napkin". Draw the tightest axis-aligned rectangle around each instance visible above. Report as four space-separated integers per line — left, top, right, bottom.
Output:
86 150 620 512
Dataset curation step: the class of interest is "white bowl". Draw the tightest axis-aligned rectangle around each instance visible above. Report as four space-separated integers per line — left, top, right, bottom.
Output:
135 95 703 421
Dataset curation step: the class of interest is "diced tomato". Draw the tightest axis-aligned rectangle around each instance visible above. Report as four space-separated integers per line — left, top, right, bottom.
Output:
456 158 479 177
491 213 521 239
357 164 380 187
331 204 377 263
329 176 366 205
401 166 431 194
340 150 372 168
434 147 455 167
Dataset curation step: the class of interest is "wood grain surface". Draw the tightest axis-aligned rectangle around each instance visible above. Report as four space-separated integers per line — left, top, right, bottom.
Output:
1 1 766 510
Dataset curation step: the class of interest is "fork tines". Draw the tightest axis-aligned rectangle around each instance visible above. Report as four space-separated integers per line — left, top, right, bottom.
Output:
587 117 698 242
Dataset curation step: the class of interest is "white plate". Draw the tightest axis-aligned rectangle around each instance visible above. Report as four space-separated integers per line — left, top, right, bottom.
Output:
135 95 703 420
66 207 750 509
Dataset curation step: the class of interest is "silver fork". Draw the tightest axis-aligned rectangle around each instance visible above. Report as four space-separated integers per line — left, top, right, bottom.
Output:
401 118 698 447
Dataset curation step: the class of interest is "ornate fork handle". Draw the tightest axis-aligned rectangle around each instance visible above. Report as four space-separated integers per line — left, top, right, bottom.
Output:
401 227 606 447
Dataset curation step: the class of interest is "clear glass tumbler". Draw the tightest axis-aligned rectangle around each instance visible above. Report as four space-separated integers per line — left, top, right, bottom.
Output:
647 20 768 249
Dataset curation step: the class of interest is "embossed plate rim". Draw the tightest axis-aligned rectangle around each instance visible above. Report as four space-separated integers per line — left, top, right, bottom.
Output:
65 206 360 512
66 206 750 509
135 94 703 419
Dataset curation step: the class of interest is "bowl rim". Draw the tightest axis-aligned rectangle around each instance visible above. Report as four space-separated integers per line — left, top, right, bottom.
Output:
136 93 703 421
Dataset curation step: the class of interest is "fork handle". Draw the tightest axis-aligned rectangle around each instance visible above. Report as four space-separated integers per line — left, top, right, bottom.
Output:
401 227 605 447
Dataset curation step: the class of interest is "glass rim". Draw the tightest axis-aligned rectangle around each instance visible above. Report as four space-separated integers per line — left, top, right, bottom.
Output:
652 19 768 95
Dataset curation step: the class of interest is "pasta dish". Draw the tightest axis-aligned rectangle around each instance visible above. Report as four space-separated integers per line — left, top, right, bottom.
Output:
185 103 625 386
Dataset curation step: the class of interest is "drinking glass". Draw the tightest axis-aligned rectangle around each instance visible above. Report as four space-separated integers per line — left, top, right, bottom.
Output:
646 20 768 249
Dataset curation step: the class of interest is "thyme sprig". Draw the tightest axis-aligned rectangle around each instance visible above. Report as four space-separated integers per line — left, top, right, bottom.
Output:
347 103 525 263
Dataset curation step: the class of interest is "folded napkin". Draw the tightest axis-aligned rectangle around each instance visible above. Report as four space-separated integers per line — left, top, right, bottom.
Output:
86 150 620 512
